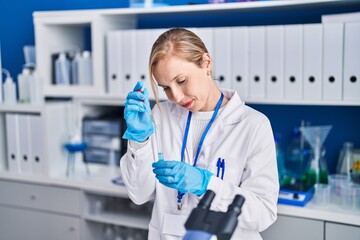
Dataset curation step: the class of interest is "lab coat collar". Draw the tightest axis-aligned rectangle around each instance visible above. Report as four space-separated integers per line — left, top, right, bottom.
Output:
168 88 244 125
168 89 245 152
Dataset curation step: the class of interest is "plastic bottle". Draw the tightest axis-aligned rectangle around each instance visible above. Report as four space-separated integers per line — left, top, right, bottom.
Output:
18 68 31 103
274 133 286 186
3 74 17 104
71 52 81 85
29 69 44 105
78 51 92 86
285 128 310 179
103 225 115 240
55 52 70 85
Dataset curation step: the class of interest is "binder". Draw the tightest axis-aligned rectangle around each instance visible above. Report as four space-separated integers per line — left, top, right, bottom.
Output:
284 25 303 100
231 27 249 100
194 27 214 58
5 113 20 173
213 27 231 89
266 25 284 100
322 23 344 101
135 29 154 99
121 30 136 97
29 114 44 175
303 24 323 100
249 26 266 99
343 22 360 101
106 31 123 96
18 114 32 174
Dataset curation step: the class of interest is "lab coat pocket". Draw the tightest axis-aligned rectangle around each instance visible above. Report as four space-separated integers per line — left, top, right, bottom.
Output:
162 212 188 237
209 157 242 185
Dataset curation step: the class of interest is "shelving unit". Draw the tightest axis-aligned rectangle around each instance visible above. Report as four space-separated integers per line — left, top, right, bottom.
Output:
33 0 360 105
0 102 70 176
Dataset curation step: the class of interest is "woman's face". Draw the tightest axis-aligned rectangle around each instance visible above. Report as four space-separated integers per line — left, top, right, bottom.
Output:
153 54 215 112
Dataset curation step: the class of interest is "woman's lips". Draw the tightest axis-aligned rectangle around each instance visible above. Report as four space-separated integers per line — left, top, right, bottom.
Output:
181 100 193 108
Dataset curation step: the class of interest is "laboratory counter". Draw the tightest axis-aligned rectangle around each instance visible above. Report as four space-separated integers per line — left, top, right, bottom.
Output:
0 170 359 227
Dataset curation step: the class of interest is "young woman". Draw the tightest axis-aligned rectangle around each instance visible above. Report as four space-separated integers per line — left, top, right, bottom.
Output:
121 28 279 240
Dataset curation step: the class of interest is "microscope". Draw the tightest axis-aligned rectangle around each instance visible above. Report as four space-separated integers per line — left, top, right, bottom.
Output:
183 190 245 240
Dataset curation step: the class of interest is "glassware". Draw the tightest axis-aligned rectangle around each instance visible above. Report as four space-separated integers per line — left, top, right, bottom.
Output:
328 174 348 205
341 183 360 212
313 183 331 206
337 142 354 181
300 125 332 186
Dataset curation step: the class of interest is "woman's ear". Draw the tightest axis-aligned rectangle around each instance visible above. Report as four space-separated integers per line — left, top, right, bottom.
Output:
202 53 212 71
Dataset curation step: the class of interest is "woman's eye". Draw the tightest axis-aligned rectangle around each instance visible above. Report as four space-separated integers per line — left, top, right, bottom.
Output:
163 87 169 92
178 79 186 84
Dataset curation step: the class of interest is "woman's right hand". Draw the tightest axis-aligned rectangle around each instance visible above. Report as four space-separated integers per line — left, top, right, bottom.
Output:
122 81 154 142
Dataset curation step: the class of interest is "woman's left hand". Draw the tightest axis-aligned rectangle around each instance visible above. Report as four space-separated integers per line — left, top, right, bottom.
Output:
152 160 213 195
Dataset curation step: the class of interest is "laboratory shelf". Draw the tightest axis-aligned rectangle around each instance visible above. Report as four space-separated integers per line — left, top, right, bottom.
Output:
0 103 47 113
84 211 151 230
33 0 356 18
244 98 360 106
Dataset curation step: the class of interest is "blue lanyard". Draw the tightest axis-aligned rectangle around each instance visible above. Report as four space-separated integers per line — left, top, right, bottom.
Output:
177 93 224 209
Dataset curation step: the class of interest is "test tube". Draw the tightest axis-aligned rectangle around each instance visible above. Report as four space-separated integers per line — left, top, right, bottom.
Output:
155 126 164 161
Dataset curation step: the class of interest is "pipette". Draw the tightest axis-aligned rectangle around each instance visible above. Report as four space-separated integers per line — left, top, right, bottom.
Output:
137 89 164 161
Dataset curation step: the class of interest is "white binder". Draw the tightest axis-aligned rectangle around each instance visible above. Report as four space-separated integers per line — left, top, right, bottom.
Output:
121 30 136 97
29 114 44 175
284 25 303 100
266 25 284 100
194 27 214 58
18 114 32 174
5 114 20 173
213 27 231 89
106 31 123 96
231 27 249 100
135 29 154 99
343 22 360 102
322 23 344 101
249 26 266 99
303 24 323 100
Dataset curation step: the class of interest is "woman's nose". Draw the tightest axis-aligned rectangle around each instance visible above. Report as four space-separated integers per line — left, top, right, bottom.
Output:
171 88 184 103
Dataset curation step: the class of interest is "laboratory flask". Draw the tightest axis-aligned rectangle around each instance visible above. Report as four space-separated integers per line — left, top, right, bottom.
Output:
300 125 332 187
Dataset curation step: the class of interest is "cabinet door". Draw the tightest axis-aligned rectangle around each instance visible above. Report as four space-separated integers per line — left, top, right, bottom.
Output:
0 206 81 240
325 222 360 240
260 215 324 240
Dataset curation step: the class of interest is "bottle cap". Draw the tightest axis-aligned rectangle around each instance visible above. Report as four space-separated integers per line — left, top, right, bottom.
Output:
22 68 31 75
5 76 13 84
82 51 91 58
58 52 67 60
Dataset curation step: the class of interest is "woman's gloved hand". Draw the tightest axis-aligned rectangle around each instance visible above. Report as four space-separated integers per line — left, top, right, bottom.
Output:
122 81 154 142
152 160 213 196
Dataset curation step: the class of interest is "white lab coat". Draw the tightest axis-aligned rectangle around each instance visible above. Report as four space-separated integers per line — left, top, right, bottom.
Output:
120 89 279 240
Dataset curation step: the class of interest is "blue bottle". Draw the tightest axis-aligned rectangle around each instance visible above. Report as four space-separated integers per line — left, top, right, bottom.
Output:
274 133 286 185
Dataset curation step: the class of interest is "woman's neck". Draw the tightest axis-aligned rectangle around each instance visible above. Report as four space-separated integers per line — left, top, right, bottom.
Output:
201 85 228 112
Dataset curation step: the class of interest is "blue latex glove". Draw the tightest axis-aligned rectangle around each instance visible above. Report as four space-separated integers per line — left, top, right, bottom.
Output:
152 160 213 196
122 81 154 142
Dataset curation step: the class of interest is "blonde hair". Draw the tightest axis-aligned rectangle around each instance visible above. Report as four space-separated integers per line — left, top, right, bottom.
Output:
148 28 209 106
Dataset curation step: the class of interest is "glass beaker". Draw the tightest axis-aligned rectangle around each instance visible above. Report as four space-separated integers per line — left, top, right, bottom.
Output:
337 142 354 180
